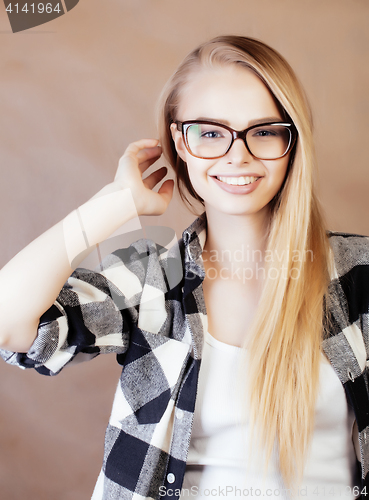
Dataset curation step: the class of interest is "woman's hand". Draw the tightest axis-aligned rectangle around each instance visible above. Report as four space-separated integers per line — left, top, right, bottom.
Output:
114 138 174 216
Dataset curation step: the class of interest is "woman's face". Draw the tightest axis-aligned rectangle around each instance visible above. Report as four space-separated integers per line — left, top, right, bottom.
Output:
171 65 291 219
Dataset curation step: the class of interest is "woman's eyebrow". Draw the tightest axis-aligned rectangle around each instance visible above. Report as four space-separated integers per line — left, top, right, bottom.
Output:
195 116 284 127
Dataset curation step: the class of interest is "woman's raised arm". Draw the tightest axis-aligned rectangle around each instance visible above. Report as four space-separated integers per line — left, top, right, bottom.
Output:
0 139 174 352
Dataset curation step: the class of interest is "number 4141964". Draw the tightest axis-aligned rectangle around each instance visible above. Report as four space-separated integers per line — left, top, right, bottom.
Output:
6 3 62 14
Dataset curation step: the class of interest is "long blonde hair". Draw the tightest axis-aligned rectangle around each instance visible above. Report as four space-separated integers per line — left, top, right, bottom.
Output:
158 36 333 488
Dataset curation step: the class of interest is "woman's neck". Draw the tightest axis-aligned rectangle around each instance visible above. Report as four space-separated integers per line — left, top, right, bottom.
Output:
203 205 270 269
201 205 270 347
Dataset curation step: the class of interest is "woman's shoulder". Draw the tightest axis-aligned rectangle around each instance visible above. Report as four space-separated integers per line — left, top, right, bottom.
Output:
327 230 369 248
109 233 185 270
85 224 185 273
74 216 204 296
86 230 185 299
326 230 369 277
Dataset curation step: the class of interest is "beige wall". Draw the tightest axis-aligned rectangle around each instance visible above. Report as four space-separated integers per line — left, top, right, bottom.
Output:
0 1 368 498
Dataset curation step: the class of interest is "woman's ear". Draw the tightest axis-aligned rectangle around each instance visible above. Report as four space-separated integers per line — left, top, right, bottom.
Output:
170 123 187 162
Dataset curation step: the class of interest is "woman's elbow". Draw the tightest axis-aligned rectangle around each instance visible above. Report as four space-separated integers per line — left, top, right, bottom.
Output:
0 326 37 353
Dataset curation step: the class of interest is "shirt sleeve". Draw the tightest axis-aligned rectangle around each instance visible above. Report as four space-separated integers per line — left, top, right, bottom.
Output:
0 234 183 376
0 245 147 376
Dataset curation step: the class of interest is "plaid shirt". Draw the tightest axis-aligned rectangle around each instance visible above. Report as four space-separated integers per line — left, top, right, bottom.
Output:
2 213 369 499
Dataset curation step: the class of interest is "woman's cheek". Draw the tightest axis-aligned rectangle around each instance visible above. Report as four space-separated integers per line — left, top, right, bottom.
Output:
186 163 209 197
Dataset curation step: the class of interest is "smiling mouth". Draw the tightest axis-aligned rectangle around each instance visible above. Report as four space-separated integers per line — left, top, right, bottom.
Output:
215 175 261 186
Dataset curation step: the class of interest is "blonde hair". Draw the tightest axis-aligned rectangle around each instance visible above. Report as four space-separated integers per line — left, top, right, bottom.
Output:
158 36 333 488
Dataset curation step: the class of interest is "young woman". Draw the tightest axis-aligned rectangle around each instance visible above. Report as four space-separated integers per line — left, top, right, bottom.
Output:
0 36 368 499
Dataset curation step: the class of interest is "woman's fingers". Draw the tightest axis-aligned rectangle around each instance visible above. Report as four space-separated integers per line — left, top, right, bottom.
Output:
136 147 162 173
143 166 168 190
114 139 173 216
158 179 175 205
115 141 159 181
146 179 175 215
124 138 159 157
124 140 161 169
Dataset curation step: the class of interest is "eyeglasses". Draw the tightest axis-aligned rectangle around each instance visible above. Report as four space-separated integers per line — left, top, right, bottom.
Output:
175 120 297 160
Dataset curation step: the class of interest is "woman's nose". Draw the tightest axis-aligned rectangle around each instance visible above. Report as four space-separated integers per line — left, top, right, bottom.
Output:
227 138 254 164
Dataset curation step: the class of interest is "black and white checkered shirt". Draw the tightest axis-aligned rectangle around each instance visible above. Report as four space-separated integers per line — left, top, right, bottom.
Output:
2 213 369 499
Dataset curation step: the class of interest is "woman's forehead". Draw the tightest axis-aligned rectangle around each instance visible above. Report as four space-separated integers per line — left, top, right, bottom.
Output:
177 65 282 128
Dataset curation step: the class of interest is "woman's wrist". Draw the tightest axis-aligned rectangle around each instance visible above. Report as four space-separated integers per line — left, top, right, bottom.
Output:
63 184 139 267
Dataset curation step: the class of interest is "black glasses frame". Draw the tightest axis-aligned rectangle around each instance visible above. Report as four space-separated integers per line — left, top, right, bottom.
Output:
175 120 297 160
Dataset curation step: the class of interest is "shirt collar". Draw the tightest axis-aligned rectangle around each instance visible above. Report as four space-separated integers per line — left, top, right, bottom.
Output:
181 212 207 279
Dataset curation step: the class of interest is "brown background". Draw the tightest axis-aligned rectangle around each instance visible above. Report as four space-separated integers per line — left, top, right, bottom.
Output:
0 1 368 498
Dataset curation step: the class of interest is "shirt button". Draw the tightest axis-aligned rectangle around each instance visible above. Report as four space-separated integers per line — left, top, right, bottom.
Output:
176 409 184 420
167 473 175 483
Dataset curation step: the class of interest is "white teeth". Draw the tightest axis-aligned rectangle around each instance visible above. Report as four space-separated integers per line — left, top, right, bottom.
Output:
217 176 258 186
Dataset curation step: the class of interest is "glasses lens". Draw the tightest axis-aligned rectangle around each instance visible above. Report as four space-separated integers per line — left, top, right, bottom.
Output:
246 125 292 159
186 123 232 158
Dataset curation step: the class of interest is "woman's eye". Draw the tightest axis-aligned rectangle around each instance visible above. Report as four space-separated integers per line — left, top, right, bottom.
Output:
201 130 223 139
254 128 276 137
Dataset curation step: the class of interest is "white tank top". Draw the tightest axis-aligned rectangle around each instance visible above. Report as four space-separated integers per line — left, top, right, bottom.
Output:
180 332 358 500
